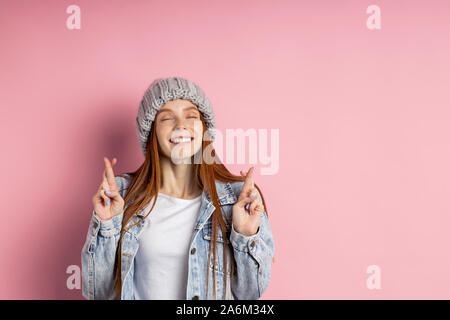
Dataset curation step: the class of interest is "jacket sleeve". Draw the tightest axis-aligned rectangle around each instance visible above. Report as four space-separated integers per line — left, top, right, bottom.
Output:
81 175 129 300
229 189 275 300
81 210 124 300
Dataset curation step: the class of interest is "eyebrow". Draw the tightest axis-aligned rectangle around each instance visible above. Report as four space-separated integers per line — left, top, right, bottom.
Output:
158 106 200 115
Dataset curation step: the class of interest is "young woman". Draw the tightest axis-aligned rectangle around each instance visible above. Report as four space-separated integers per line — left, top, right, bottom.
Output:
81 77 275 300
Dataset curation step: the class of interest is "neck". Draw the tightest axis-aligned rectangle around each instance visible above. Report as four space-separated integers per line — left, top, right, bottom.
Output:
159 157 202 199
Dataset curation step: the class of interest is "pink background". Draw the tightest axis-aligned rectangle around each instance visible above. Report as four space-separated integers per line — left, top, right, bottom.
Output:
1 0 450 299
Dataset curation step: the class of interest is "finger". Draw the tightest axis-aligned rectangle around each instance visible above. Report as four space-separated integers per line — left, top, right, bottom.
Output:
251 203 264 216
103 189 115 206
102 171 110 191
244 189 258 210
97 179 105 193
93 188 103 202
103 189 120 200
245 167 255 189
241 196 257 212
102 158 117 179
237 195 254 208
245 195 259 212
99 190 109 206
248 187 258 198
96 176 108 201
101 160 116 191
249 196 260 213
104 157 119 191
240 167 255 199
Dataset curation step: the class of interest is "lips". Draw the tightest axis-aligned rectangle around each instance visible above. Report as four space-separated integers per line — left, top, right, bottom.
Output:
169 136 194 144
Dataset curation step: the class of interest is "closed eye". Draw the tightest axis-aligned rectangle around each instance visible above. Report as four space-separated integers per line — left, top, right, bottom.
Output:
160 115 198 121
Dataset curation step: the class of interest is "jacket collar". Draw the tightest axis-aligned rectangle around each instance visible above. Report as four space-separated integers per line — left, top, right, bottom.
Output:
129 180 238 231
201 180 238 207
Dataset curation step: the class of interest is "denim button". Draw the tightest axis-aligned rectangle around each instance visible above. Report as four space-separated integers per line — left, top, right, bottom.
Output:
192 295 199 300
190 248 196 254
250 240 256 248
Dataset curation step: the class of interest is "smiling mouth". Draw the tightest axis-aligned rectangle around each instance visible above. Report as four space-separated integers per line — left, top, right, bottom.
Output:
169 136 194 144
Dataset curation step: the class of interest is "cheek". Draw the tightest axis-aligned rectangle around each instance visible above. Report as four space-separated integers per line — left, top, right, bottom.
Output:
193 121 204 138
194 129 204 146
194 137 203 151
156 127 169 146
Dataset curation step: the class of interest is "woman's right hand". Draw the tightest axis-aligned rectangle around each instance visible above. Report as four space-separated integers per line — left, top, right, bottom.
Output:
92 157 125 221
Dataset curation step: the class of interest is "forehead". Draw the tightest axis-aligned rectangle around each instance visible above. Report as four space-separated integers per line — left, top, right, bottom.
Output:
158 99 199 114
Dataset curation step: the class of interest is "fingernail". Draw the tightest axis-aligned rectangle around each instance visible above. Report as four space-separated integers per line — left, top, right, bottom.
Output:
250 194 256 199
245 203 250 210
106 198 110 206
106 190 111 195
249 210 253 215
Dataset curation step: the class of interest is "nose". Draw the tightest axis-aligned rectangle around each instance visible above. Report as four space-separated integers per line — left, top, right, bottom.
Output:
174 117 188 130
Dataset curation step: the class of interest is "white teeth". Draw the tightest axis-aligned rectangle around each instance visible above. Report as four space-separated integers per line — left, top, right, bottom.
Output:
170 137 192 143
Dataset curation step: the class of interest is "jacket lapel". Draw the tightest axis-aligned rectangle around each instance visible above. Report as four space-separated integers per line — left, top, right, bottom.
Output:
123 180 238 237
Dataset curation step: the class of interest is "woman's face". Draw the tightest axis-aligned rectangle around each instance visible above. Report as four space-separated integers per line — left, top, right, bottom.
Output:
155 99 204 163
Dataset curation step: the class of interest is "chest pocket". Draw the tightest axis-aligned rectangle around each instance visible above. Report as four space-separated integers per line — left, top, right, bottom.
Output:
202 220 233 275
201 193 235 244
200 189 237 275
202 220 231 244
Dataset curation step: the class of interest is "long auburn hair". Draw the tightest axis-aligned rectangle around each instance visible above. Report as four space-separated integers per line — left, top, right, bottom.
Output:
110 111 269 299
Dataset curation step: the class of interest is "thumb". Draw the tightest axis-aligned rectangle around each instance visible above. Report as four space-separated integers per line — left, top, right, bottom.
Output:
104 189 121 200
235 195 251 208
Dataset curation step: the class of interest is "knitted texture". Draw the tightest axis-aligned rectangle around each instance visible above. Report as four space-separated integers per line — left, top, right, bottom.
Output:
136 77 216 156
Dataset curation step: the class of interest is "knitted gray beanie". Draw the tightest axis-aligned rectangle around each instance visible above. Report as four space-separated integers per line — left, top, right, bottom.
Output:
136 77 216 156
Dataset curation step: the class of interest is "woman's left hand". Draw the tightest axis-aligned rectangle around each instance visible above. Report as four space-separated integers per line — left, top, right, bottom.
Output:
232 167 264 236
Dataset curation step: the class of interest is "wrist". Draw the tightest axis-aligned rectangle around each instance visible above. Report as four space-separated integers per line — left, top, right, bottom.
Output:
232 223 258 237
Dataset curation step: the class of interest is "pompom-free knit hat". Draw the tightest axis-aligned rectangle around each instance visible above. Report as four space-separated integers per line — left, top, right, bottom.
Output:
136 77 216 156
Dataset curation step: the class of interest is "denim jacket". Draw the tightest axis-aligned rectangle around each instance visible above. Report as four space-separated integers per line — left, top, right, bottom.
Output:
81 174 275 300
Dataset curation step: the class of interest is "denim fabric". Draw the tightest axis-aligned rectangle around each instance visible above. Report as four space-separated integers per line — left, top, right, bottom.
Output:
81 175 275 300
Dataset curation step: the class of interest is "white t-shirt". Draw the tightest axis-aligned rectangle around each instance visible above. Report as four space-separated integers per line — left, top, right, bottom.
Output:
133 192 202 300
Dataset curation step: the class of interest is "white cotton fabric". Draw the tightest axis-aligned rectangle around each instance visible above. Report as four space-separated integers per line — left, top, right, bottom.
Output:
133 192 202 300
